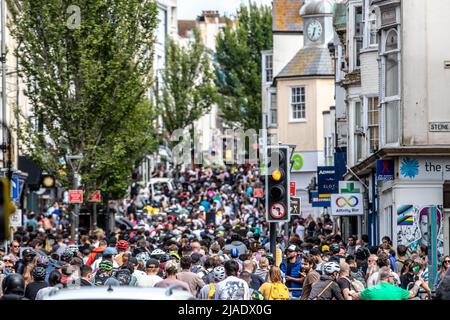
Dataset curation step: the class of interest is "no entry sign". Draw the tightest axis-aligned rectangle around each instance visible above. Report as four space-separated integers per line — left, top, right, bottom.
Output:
69 190 83 204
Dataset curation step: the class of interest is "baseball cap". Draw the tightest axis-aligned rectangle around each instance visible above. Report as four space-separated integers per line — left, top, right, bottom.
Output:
322 245 330 252
287 245 299 252
103 247 118 256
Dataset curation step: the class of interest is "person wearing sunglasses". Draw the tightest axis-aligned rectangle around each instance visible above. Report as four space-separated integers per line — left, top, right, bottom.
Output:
435 256 450 289
7 241 21 265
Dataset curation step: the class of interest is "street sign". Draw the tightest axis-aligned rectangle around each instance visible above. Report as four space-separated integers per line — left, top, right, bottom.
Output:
290 182 296 197
69 190 83 204
269 203 287 219
88 190 102 203
9 209 22 227
330 193 364 216
290 197 301 215
253 188 264 198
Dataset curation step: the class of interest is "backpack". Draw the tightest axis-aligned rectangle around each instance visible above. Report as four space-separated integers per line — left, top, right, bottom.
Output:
268 283 290 300
349 268 367 287
202 270 215 285
342 276 365 293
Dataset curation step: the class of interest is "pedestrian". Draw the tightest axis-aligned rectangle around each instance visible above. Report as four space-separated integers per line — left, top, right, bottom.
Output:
308 262 344 300
351 267 429 300
136 258 163 288
215 260 250 300
258 266 289 300
280 244 303 299
176 256 205 297
154 261 190 292
300 254 320 300
24 267 48 300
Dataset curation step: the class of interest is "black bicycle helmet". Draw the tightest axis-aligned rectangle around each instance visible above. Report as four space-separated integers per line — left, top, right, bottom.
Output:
2 274 25 295
37 255 50 267
22 248 37 258
60 250 74 262
32 266 47 281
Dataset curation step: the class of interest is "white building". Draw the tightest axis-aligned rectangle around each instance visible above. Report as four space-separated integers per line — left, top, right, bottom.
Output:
332 0 450 262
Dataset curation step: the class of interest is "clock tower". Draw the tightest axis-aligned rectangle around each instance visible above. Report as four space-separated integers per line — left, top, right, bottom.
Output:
300 0 335 48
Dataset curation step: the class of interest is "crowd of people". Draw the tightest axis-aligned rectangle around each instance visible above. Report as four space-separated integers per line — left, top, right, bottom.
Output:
1 165 450 300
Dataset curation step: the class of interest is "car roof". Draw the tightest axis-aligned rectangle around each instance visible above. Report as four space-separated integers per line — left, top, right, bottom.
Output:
43 286 194 300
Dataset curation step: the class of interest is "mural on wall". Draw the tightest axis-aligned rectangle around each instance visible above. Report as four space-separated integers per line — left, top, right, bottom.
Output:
397 205 444 257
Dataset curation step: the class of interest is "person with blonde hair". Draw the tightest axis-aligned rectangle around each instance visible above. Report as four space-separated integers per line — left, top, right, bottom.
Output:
258 266 290 300
255 257 270 281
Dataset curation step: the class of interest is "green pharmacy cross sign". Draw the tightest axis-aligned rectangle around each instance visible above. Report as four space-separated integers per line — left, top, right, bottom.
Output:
340 182 361 194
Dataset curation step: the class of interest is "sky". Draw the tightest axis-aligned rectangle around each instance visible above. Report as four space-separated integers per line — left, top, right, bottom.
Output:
177 0 273 20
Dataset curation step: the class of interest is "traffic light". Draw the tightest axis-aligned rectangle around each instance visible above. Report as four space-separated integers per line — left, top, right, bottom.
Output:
265 146 290 222
0 178 17 241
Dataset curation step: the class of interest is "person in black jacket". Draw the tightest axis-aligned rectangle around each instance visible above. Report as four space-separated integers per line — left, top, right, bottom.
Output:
80 265 94 286
25 267 48 300
1 274 28 300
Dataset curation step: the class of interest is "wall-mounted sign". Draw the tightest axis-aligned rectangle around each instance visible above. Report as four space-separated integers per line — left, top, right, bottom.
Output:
377 160 395 181
290 152 319 173
429 122 450 132
311 191 331 208
331 193 364 216
339 181 363 194
317 166 338 195
399 157 450 181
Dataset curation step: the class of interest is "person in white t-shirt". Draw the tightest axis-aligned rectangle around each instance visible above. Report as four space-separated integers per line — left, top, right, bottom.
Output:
136 259 163 288
215 260 250 300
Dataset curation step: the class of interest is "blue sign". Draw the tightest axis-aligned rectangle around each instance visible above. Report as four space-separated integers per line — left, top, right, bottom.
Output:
11 174 26 203
311 192 331 208
377 160 394 181
317 166 338 195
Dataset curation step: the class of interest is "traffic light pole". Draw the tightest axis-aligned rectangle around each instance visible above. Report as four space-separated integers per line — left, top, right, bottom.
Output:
269 222 276 262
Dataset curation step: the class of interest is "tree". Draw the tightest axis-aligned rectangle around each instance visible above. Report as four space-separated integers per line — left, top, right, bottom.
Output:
215 2 272 131
8 0 159 199
158 28 217 144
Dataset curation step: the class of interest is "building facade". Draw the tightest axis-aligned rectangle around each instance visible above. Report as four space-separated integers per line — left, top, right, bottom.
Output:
330 0 450 261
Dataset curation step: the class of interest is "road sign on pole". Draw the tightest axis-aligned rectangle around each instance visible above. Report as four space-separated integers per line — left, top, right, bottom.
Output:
290 197 301 215
290 182 296 197
69 190 83 204
88 190 102 203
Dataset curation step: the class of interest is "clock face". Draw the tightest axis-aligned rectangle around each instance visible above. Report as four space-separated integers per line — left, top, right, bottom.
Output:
307 20 323 42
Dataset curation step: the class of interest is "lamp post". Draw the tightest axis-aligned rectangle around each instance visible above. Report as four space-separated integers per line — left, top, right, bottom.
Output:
67 154 82 241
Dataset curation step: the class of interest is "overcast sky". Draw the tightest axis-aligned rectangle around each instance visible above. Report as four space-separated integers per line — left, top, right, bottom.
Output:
177 0 273 20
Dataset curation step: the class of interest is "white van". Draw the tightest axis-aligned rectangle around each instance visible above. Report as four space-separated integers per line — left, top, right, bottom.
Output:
149 178 177 197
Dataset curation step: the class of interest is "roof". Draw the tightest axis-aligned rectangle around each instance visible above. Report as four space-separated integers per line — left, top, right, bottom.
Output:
273 0 304 33
275 47 335 79
178 20 196 38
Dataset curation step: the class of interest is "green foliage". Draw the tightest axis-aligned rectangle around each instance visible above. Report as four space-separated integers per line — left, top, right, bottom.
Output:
215 2 272 131
158 28 217 143
8 0 159 199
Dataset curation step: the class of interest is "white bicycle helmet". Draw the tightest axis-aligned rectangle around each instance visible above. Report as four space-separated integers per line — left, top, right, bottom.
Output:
136 252 151 264
213 266 226 282
323 262 340 275
150 249 166 259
